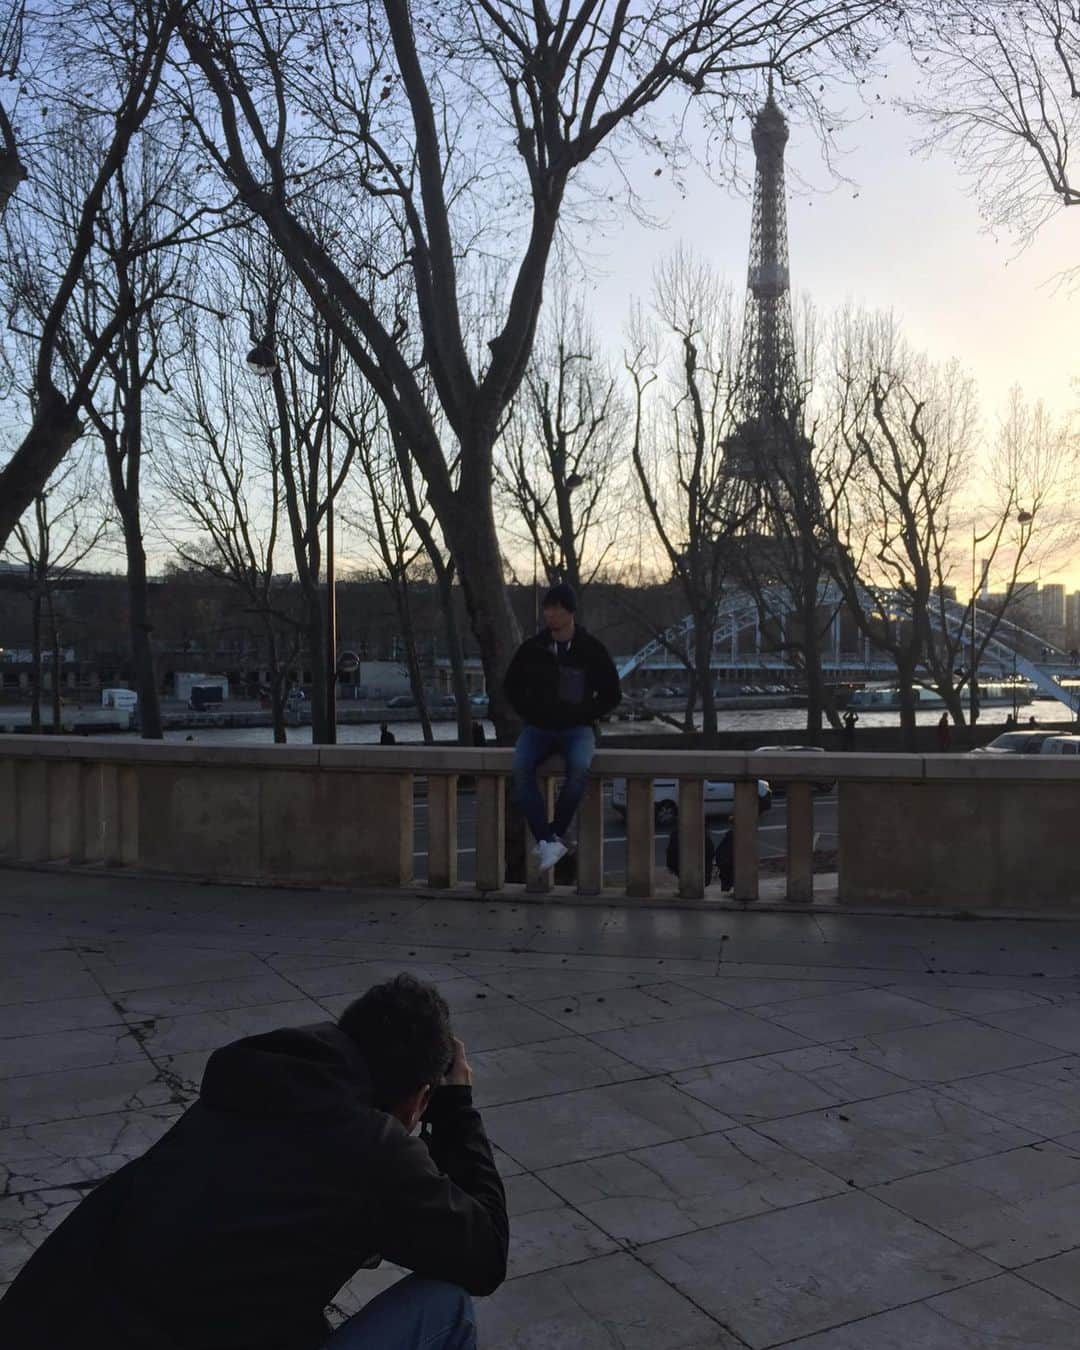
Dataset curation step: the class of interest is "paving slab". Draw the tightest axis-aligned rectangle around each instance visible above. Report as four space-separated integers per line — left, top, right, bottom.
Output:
482 1079 734 1171
870 1142 1080 1268
640 1191 997 1348
540 1126 845 1245
936 1057 1080 1136
671 1046 913 1124
591 1006 812 1074
846 1017 1062 1083
477 1252 732 1350
755 1086 1037 1186
779 1272 1080 1349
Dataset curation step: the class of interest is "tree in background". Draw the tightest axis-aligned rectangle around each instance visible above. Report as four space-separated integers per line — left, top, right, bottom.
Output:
627 252 751 740
496 291 628 622
7 455 110 731
0 0 27 214
817 309 977 748
0 0 179 546
159 300 305 743
907 2 1080 252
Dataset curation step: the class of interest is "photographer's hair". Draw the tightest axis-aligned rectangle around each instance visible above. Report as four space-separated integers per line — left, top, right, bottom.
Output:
338 973 453 1110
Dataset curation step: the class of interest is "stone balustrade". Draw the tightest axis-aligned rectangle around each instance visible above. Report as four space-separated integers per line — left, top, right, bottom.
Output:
1 736 1079 909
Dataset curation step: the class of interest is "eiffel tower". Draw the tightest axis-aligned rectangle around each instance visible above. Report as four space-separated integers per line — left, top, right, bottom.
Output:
723 83 813 536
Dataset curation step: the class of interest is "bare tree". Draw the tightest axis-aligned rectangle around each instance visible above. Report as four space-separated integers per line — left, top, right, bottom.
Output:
347 408 436 744
75 141 199 739
174 0 898 737
817 310 979 747
923 387 1077 727
627 252 751 740
496 291 627 619
906 2 1080 251
0 0 180 546
158 304 304 743
6 456 109 731
0 0 27 214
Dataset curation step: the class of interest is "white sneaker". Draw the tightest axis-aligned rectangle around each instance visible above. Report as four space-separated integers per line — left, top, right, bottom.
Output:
536 838 568 873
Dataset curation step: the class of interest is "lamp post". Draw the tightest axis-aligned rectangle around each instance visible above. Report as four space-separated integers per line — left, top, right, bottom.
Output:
969 509 1033 725
247 326 338 744
323 331 338 744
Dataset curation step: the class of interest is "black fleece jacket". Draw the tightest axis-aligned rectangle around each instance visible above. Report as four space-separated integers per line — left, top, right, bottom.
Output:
0 1023 508 1350
503 625 621 730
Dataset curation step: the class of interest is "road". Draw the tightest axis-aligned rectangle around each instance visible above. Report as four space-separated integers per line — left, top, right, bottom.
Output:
413 785 839 885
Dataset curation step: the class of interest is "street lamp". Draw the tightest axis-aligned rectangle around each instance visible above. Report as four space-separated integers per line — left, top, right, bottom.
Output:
970 509 1033 724
246 329 338 743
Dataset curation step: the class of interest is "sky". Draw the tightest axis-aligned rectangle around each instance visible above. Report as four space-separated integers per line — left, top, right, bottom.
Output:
568 46 1079 588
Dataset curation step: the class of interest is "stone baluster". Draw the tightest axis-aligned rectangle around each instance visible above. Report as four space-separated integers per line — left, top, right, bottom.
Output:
426 774 458 888
474 775 505 893
733 779 760 902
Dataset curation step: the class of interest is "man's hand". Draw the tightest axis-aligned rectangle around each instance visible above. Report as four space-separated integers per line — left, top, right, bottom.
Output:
444 1036 473 1087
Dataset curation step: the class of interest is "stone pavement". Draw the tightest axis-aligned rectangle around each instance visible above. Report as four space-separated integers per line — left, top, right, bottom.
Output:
4 870 1080 1347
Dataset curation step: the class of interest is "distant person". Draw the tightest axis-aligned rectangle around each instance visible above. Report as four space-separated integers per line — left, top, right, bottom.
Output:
471 720 486 746
1029 715 1039 727
937 712 951 752
379 721 396 745
1004 713 1016 730
504 582 621 873
842 709 858 751
0 974 508 1350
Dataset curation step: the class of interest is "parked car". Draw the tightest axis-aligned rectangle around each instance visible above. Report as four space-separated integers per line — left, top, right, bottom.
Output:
469 693 489 706
611 776 771 828
752 745 835 794
436 694 458 707
971 731 1051 755
386 694 416 709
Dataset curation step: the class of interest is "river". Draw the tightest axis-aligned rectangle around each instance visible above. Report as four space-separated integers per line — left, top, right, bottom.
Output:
152 697 1075 746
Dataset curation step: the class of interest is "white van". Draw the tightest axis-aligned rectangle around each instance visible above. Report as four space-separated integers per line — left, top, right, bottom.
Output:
101 688 138 711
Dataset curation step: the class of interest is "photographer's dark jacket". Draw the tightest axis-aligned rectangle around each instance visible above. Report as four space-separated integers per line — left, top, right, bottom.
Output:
503 625 621 730
0 1023 508 1350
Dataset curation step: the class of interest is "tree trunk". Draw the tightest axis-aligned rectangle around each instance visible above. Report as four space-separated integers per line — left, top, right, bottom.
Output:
395 578 433 744
695 622 718 742
437 570 473 745
30 590 42 734
896 657 919 752
0 398 82 553
804 655 824 744
439 490 522 743
263 623 288 744
305 596 329 744
46 588 63 731
0 149 27 217
123 528 162 739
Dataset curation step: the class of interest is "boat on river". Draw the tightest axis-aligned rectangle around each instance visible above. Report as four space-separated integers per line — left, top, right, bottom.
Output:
847 680 1036 710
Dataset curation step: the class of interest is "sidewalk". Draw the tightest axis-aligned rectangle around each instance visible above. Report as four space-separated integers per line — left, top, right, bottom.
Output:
3 868 1080 1347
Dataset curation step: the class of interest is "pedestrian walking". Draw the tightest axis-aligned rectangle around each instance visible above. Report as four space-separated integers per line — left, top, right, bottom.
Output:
379 722 396 745
504 583 621 873
937 712 951 752
842 709 858 751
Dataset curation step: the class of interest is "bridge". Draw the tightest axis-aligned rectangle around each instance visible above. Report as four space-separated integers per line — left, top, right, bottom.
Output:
617 584 1080 711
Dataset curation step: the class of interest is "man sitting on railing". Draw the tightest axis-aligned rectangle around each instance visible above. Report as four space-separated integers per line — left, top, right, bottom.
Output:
0 974 508 1350
504 582 622 873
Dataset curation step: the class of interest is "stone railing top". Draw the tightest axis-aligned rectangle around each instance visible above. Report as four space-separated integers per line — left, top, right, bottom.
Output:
3 735 1080 782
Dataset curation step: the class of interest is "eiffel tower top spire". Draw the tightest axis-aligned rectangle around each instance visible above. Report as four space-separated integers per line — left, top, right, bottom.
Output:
740 84 797 427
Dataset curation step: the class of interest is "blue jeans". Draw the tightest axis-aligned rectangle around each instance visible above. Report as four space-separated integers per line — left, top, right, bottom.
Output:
511 724 596 844
322 1275 476 1349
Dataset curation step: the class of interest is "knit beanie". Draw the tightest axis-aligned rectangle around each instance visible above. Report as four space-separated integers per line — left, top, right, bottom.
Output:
541 582 577 613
